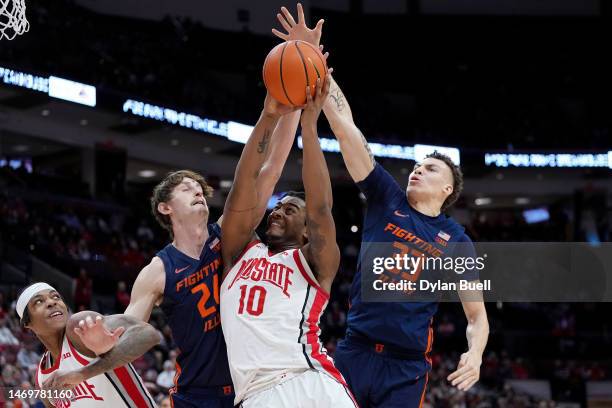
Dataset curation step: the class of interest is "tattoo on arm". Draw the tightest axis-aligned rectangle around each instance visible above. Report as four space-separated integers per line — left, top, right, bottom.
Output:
329 83 346 112
359 130 375 165
257 129 272 154
81 320 160 379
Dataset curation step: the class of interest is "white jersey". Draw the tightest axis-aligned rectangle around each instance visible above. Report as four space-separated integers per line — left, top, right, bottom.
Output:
36 335 155 408
220 240 348 404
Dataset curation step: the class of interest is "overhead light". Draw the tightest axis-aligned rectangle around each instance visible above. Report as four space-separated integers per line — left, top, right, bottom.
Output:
171 139 179 146
41 109 50 116
350 225 359 233
220 180 233 189
80 119 88 126
515 197 530 205
138 170 156 178
475 197 492 206
12 145 29 152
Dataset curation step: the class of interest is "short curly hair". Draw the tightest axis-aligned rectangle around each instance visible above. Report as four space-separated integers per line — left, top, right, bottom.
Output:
425 151 464 212
151 170 213 236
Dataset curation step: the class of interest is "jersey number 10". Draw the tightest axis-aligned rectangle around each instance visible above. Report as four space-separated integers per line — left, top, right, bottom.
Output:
238 285 267 316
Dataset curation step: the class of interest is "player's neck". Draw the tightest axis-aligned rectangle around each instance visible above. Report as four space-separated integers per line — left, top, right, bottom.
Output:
407 196 442 217
38 330 65 364
172 221 209 259
268 239 301 254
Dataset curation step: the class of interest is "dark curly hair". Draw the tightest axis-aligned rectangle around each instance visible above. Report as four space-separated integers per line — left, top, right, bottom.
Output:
425 151 464 212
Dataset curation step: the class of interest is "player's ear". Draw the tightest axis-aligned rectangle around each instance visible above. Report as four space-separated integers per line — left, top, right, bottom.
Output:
443 183 453 197
158 202 172 216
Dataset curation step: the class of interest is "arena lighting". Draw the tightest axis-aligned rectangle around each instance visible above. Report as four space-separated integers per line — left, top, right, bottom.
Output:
122 99 228 137
1 66 96 107
48 76 96 107
0 65 48 93
485 152 612 169
297 137 461 163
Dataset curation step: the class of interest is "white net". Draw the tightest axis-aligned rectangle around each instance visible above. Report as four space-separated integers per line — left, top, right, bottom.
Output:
0 0 29 40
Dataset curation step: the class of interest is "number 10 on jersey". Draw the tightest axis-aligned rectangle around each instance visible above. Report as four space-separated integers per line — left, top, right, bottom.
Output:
238 285 267 316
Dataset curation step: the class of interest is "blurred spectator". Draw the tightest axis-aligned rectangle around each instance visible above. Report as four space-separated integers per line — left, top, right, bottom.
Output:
156 360 176 390
0 316 19 346
17 342 41 372
115 281 131 313
74 268 93 310
159 396 172 408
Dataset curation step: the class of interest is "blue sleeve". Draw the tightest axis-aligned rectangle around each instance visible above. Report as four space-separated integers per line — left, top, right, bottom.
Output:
453 233 480 282
356 163 405 228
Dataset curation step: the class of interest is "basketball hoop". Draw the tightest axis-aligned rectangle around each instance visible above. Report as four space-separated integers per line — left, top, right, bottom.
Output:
0 0 29 41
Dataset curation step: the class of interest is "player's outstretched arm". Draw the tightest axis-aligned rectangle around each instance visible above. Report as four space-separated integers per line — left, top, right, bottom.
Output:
323 76 375 182
252 110 301 233
271 4 375 182
300 76 340 293
42 312 162 390
447 289 489 391
222 96 299 263
124 257 165 322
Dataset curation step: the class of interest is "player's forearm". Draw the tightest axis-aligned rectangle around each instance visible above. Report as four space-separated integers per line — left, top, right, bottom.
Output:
465 304 489 356
226 111 280 212
301 123 333 211
322 79 374 182
79 323 161 380
253 111 300 223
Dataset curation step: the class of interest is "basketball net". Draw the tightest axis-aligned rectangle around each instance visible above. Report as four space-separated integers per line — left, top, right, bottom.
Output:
0 0 29 40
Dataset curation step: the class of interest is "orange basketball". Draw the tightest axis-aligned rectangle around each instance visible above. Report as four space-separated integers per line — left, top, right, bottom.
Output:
263 40 328 107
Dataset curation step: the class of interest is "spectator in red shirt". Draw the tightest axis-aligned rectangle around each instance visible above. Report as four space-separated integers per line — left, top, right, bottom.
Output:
115 281 131 312
74 268 93 310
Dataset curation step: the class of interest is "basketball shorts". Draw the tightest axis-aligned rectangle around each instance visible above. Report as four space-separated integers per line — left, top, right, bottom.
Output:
334 338 429 408
240 369 358 408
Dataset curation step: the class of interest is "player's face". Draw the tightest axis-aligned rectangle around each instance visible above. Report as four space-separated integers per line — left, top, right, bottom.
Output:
25 289 69 336
266 196 307 244
163 177 209 220
406 158 453 204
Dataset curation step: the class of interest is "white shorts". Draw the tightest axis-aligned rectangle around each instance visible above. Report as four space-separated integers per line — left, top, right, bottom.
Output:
241 370 358 408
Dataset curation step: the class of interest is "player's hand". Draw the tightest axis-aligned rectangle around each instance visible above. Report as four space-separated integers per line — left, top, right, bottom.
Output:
263 93 301 118
301 71 332 127
42 369 86 391
272 3 324 47
447 351 482 391
74 315 125 356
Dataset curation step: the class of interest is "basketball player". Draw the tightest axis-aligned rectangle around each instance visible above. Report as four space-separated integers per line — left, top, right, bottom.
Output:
119 100 302 407
17 282 158 407
220 75 357 408
273 4 489 407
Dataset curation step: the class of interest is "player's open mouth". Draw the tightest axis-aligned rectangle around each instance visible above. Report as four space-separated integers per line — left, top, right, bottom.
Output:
192 201 205 206
48 311 63 319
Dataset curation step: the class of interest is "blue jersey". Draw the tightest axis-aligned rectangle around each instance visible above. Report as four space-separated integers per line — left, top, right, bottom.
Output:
348 163 478 357
156 223 233 393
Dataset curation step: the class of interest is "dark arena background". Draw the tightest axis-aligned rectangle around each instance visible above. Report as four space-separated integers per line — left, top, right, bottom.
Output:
1 0 611 407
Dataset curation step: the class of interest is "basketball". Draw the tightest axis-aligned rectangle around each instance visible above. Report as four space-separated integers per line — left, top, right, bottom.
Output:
263 40 328 107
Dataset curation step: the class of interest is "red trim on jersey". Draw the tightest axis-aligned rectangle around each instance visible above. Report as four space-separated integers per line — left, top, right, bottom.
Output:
67 338 91 366
39 351 61 374
305 289 346 387
113 366 149 407
292 250 330 298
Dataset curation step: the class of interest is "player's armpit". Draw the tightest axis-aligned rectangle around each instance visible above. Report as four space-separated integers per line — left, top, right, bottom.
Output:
124 257 165 322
